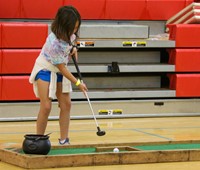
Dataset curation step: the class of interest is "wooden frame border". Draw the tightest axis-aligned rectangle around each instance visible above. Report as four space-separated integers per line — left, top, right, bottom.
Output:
1 140 200 169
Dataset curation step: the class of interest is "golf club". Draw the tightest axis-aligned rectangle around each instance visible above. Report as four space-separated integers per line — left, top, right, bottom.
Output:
72 56 106 136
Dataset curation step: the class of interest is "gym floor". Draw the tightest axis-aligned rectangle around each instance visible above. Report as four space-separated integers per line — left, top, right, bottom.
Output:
1 116 200 169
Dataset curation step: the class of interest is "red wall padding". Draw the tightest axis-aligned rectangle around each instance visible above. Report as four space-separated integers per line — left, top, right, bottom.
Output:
0 76 1 99
146 0 194 20
0 24 2 47
1 23 48 48
0 0 21 19
0 49 40 74
168 24 200 47
0 0 193 20
169 74 200 97
64 0 193 20
0 76 37 101
102 0 147 20
64 0 107 19
0 50 2 73
168 49 200 72
21 0 63 19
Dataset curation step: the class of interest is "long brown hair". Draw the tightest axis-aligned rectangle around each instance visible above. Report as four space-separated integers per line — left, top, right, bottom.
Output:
51 6 81 44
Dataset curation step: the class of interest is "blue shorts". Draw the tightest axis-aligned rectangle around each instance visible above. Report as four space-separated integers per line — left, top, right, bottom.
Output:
35 70 63 82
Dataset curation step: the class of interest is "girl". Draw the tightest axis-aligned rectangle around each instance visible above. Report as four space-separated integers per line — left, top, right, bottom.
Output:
29 6 87 145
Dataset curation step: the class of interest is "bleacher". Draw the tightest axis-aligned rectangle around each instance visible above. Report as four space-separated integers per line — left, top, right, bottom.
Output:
1 0 200 120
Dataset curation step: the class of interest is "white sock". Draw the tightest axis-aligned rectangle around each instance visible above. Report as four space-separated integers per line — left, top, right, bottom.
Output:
59 139 66 144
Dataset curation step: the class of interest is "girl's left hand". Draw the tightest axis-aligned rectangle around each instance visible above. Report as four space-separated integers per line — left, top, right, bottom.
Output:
69 46 78 61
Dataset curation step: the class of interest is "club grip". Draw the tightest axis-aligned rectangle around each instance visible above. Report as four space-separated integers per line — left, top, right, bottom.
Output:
71 56 83 80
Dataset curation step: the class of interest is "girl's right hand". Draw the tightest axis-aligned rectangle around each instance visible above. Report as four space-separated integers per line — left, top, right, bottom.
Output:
78 82 88 93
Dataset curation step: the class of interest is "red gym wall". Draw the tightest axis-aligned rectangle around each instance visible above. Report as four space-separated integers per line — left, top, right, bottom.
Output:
0 0 199 100
0 0 194 20
0 22 47 100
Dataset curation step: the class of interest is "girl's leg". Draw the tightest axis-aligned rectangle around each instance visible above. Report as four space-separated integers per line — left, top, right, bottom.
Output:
56 82 71 140
36 79 52 135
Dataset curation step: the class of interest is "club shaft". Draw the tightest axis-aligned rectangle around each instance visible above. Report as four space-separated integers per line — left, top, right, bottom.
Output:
72 56 100 128
71 56 83 80
84 91 99 127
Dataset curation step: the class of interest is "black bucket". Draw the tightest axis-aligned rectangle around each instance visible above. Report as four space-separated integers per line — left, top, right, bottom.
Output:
22 134 51 155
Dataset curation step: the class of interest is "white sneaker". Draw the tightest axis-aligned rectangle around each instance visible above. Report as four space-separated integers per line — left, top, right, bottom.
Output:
58 138 70 145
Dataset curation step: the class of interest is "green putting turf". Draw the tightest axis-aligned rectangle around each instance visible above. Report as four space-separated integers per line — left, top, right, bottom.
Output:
48 148 128 155
12 143 200 155
48 143 200 155
48 147 96 155
134 143 200 151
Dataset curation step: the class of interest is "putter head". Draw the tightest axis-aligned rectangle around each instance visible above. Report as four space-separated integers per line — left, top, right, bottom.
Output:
96 130 106 136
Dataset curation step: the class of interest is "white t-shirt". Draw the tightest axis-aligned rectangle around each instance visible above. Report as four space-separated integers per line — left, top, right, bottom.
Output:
41 32 76 65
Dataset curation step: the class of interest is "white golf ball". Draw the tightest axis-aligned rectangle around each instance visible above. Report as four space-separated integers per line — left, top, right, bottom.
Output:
113 148 119 153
